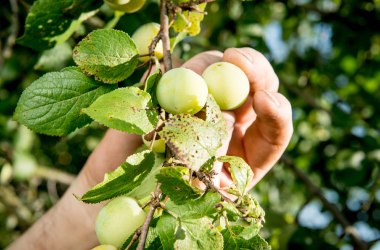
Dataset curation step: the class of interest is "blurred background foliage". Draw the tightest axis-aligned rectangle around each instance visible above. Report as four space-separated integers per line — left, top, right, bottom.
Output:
0 0 379 249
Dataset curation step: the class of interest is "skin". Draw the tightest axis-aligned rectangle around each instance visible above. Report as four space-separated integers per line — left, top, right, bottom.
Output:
6 48 292 250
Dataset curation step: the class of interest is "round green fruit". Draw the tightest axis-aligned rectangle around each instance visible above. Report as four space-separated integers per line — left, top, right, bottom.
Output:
105 0 145 13
142 136 166 153
202 62 250 110
131 23 163 62
91 245 117 250
156 68 209 115
95 196 146 248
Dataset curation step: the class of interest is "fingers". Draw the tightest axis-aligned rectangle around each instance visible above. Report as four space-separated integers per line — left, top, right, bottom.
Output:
223 48 279 92
182 50 223 75
243 90 293 186
81 129 142 187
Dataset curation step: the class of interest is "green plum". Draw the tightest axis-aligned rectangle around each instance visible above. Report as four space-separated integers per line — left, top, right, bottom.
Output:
131 23 163 62
156 68 209 115
104 0 145 13
95 196 146 248
202 62 250 110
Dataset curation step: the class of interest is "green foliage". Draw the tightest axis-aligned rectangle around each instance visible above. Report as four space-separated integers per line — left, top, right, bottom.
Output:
80 150 159 203
73 29 139 83
82 87 158 135
14 67 116 136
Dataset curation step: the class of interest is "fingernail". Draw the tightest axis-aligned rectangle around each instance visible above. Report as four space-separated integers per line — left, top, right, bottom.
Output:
263 90 280 107
235 48 254 65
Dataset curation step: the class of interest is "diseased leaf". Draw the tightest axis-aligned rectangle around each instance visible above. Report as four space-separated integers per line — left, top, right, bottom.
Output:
165 191 220 219
205 95 228 141
160 114 222 171
222 229 271 250
172 3 207 36
82 87 158 135
218 156 253 196
174 217 223 250
73 29 139 83
156 167 202 204
14 67 116 136
80 150 156 203
17 0 101 51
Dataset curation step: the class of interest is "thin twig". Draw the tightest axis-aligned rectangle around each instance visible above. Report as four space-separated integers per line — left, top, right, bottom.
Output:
125 229 141 250
281 155 368 250
136 184 162 250
196 171 233 203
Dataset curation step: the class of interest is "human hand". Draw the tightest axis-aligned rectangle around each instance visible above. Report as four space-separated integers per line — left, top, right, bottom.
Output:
182 48 293 190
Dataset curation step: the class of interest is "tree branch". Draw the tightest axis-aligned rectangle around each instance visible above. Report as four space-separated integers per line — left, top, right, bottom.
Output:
159 0 172 72
281 155 368 250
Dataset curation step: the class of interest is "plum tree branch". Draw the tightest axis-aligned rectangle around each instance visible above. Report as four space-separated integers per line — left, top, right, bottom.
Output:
281 155 368 250
159 0 172 71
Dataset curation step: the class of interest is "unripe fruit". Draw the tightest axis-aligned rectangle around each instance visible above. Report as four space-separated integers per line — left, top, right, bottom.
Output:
96 196 146 248
105 0 145 13
156 68 209 115
142 136 166 153
202 62 250 110
91 245 117 250
131 23 163 62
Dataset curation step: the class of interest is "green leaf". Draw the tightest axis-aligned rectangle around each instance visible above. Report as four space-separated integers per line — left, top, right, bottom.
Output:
160 115 222 171
156 167 202 204
156 214 177 250
156 215 223 250
82 87 158 135
218 156 253 196
222 229 271 250
17 0 101 51
174 217 223 250
14 67 116 136
205 95 228 141
144 66 162 107
165 191 221 219
170 32 187 52
34 42 73 71
73 29 139 83
127 153 164 200
230 223 262 240
80 150 156 203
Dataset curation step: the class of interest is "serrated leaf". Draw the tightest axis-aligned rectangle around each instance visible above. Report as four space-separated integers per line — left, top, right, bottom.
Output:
156 215 223 250
80 150 156 203
127 153 164 200
82 87 158 135
14 67 116 136
172 3 207 36
156 214 177 250
174 217 223 250
165 191 220 219
160 115 222 171
230 223 262 240
73 29 139 83
17 0 101 51
205 95 228 142
218 156 253 196
156 167 202 204
34 42 73 71
222 229 271 250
